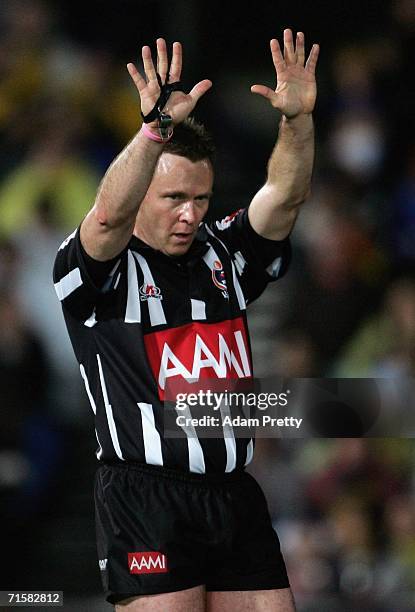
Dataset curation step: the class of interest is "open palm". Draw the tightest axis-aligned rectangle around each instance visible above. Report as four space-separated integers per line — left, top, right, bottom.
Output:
127 38 212 126
251 29 319 118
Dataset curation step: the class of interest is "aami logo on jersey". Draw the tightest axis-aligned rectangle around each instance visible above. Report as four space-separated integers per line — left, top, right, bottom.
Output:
144 316 252 399
128 552 168 574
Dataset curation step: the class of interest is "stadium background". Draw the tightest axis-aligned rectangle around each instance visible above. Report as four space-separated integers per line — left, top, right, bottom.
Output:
0 0 414 610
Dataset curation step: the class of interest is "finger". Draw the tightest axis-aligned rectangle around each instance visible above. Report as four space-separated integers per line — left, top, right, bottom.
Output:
127 62 147 93
156 38 168 83
188 79 213 104
283 28 296 64
270 38 286 73
142 45 157 82
169 41 182 82
305 43 320 74
250 84 276 100
296 31 305 66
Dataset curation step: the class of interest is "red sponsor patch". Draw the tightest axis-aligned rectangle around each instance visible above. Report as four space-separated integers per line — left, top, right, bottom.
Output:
128 552 168 574
144 316 252 400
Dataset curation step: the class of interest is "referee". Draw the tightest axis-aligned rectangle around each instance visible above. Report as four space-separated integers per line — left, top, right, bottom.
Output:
54 30 319 612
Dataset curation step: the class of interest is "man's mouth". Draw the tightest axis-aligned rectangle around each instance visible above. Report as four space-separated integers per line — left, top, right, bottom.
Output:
172 232 193 242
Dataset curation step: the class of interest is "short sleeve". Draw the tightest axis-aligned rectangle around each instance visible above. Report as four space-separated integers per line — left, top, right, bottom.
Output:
206 207 291 304
53 227 121 320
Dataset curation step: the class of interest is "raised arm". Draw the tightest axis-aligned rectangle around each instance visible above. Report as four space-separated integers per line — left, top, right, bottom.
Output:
248 29 319 240
80 39 212 261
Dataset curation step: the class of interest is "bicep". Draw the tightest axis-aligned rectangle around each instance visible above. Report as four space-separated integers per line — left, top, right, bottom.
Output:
248 184 299 241
80 205 136 261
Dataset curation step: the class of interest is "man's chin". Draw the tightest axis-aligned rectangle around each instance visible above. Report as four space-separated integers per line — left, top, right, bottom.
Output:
165 235 194 256
163 242 193 257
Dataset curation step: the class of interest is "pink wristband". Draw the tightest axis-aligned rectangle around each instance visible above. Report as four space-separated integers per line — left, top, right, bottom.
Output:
141 123 173 143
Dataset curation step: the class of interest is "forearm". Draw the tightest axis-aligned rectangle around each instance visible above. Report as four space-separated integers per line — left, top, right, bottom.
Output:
249 113 314 240
80 128 164 260
266 112 314 208
94 128 163 227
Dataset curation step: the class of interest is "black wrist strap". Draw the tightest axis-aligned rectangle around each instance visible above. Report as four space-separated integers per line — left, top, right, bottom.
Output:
141 73 182 125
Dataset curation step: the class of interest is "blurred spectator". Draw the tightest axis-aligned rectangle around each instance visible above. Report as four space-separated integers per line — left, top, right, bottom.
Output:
389 145 415 263
0 290 47 450
306 439 404 518
0 285 66 585
381 494 415 599
0 96 99 236
334 274 415 377
272 327 319 377
327 112 386 183
9 193 89 423
287 180 384 371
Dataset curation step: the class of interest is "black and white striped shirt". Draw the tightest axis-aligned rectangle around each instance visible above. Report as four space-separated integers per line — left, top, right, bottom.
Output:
53 207 290 473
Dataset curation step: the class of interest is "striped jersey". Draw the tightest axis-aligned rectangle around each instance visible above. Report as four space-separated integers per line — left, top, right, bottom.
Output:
53 207 290 473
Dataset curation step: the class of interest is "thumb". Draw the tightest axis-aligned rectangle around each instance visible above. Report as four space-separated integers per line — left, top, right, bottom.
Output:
250 84 276 100
188 79 213 104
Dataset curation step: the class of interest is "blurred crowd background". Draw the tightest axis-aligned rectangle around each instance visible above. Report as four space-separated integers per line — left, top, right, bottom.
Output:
0 0 414 610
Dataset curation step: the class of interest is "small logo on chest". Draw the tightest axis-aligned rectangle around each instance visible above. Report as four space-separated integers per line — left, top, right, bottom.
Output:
140 283 163 301
212 260 229 299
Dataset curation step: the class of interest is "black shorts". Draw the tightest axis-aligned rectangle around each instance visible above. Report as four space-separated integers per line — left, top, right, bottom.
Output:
94 462 289 604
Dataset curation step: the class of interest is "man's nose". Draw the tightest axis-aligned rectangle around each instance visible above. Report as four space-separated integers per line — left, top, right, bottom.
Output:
178 202 196 224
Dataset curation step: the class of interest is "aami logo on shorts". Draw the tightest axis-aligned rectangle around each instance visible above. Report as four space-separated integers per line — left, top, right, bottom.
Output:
144 316 252 399
128 552 168 574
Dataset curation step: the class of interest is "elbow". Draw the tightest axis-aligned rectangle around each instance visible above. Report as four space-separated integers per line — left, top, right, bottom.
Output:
93 209 122 231
93 197 110 226
263 181 312 210
94 208 108 227
93 199 133 230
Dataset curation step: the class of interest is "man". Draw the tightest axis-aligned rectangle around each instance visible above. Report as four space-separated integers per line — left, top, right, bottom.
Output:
53 29 319 611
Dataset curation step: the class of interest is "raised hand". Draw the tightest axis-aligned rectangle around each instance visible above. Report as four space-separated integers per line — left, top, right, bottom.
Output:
251 29 319 119
127 38 212 127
